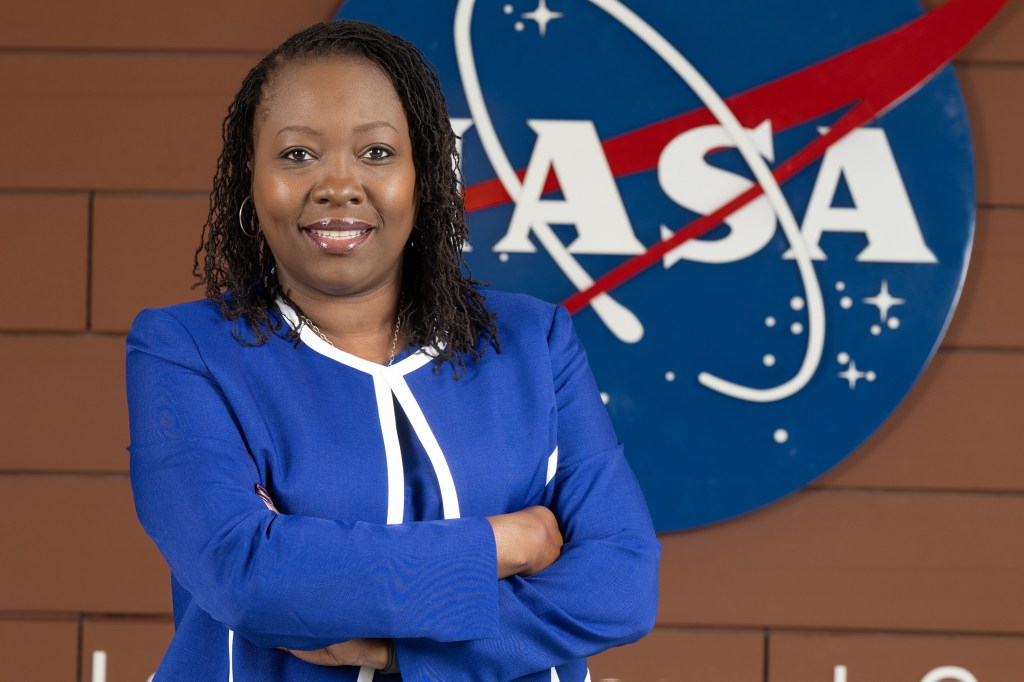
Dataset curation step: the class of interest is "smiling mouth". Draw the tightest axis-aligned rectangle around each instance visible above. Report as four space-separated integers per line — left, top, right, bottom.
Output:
309 227 371 240
302 222 375 254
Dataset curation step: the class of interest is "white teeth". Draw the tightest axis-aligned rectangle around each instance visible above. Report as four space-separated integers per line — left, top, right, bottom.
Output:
310 228 369 239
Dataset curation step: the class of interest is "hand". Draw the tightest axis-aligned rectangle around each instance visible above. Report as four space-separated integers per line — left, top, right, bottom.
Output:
487 505 564 578
255 484 280 513
283 638 389 669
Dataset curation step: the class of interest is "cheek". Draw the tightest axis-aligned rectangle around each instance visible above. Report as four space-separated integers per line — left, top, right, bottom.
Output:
254 174 302 223
387 170 418 220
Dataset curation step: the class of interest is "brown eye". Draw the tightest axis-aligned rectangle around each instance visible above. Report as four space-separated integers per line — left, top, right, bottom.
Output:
364 146 394 161
283 148 312 162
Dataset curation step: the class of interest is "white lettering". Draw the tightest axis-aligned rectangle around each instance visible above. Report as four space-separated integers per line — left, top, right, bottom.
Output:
831 663 978 682
920 666 978 682
494 120 645 255
658 120 777 265
788 127 937 263
92 651 107 682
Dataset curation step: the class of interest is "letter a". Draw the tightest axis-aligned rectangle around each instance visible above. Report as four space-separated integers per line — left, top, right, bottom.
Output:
788 127 937 263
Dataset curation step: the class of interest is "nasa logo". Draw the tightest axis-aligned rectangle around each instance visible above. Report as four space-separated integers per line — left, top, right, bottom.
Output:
335 0 1003 531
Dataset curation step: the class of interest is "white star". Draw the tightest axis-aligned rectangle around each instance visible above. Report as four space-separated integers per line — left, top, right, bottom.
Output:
862 279 906 322
838 360 867 390
521 0 564 37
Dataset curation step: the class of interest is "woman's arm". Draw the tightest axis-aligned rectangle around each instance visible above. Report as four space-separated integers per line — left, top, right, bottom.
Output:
393 304 661 681
279 505 563 671
127 307 503 651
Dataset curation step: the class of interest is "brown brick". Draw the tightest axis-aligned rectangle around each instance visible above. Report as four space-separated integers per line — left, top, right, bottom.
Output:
92 194 207 332
0 54 255 192
944 208 1024 349
0 619 79 682
769 631 1024 682
658 490 1024 633
0 477 170 613
959 65 1024 207
0 335 128 472
589 629 763 682
0 193 89 331
82 618 174 682
0 0 340 51
818 351 1024 491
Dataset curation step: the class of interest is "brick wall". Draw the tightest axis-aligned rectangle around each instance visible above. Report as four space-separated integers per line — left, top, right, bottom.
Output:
0 1 1021 680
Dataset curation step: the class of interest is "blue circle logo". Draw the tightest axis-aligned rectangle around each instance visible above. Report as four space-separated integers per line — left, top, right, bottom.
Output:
336 0 999 531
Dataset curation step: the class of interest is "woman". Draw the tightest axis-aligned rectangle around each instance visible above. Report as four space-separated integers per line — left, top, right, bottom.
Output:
127 19 659 681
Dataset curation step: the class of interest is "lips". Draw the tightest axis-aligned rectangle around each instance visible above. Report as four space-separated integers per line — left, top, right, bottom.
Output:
302 219 375 254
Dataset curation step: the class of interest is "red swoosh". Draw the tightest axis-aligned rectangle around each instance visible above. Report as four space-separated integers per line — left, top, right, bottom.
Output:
461 0 1007 314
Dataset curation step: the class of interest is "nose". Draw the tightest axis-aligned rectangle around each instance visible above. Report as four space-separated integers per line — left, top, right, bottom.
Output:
310 156 365 206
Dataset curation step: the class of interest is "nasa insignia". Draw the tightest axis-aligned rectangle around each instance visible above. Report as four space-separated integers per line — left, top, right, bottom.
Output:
335 0 1000 531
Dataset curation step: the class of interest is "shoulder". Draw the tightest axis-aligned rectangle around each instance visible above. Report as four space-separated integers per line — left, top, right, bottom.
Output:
127 298 278 362
128 299 229 343
478 288 562 335
477 288 580 360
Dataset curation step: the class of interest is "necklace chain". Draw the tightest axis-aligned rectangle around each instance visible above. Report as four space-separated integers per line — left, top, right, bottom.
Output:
300 299 403 367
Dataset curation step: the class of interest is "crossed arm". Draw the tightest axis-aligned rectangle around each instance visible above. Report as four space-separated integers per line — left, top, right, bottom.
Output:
280 505 565 671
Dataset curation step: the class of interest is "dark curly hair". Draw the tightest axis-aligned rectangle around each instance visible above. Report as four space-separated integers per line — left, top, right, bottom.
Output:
194 19 499 376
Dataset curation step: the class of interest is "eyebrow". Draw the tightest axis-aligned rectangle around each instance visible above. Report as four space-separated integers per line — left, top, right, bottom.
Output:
352 120 400 134
276 125 323 137
275 121 399 137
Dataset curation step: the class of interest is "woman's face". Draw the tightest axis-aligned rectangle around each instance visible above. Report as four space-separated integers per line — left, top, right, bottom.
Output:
250 56 417 302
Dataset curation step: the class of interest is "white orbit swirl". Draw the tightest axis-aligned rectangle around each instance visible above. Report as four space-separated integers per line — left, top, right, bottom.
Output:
588 0 825 403
455 0 644 344
455 0 825 401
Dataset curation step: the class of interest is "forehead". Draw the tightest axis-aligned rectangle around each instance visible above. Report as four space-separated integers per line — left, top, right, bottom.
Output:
256 56 408 133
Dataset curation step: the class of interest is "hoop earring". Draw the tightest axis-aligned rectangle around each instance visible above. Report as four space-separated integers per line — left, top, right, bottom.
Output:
238 196 258 238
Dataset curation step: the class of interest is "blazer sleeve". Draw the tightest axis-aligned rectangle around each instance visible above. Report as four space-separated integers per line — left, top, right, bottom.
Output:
394 304 661 681
126 307 500 651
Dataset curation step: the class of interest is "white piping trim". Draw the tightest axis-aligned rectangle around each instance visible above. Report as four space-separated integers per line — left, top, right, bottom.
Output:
546 447 558 485
385 374 461 519
357 666 376 682
550 665 590 680
276 300 439 376
373 374 406 525
227 629 234 682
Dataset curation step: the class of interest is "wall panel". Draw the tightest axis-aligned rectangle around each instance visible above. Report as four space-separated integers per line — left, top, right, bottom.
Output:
92 194 208 332
658 490 1024 633
0 54 253 192
0 336 128 472
943 208 1024 349
81 618 174 682
0 0 340 51
0 477 169 613
0 619 79 682
958 65 1024 207
589 628 764 681
769 631 1024 682
0 193 90 331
